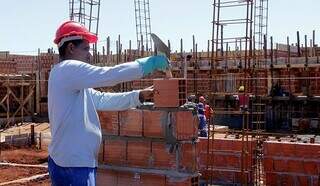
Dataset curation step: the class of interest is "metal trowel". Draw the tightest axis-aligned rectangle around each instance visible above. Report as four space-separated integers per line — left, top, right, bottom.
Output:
150 33 173 78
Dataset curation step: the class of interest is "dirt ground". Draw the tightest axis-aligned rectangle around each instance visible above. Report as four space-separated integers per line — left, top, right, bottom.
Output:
0 146 48 164
0 145 51 185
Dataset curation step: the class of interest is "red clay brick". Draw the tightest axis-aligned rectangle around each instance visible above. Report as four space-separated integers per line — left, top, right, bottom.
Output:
273 159 288 172
265 172 277 186
280 143 297 157
198 152 211 170
143 110 164 138
263 157 274 172
198 137 208 153
303 161 319 175
96 169 118 186
179 143 199 173
295 143 320 159
98 111 119 135
117 171 166 186
127 141 151 168
211 170 235 184
103 139 126 166
119 109 143 137
172 110 198 140
141 174 166 186
264 142 295 157
287 159 304 173
97 169 169 186
279 174 295 186
151 142 177 169
153 78 186 107
143 110 197 140
166 176 198 186
117 171 142 186
296 176 310 186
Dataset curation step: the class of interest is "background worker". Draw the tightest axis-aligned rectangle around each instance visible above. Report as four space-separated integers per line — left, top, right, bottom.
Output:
48 20 170 185
204 97 213 124
198 96 208 137
237 85 249 112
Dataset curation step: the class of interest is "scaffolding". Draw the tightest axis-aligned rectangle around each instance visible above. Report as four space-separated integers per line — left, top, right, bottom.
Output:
134 0 152 51
211 0 254 70
253 0 269 67
69 0 101 36
208 0 257 185
69 0 101 63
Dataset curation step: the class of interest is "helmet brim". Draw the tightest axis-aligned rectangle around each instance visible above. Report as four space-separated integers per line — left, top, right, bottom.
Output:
83 32 98 43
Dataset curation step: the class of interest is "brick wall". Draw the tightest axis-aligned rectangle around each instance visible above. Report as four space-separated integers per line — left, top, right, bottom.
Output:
98 107 199 185
98 109 198 140
198 136 256 185
97 169 199 186
263 141 320 185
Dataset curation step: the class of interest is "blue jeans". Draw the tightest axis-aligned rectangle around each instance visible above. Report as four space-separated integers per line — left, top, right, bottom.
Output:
48 156 97 186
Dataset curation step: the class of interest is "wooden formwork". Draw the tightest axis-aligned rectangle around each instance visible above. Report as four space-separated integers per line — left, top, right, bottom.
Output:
0 74 35 128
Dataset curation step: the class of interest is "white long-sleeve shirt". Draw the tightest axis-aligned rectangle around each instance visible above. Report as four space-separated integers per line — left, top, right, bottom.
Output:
48 60 143 168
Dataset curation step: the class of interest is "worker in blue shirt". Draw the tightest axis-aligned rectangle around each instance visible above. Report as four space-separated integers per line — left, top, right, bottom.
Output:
197 96 208 137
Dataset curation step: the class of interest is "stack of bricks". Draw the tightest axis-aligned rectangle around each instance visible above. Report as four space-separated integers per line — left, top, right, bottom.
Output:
197 70 211 93
198 135 256 185
38 53 58 116
187 70 195 94
310 67 320 96
13 55 37 74
98 78 200 186
39 53 57 70
263 140 320 185
0 61 17 74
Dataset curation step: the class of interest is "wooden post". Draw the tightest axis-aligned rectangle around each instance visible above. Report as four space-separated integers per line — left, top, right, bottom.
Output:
39 132 42 149
30 124 35 145
36 49 40 115
6 84 10 127
297 31 301 57
129 40 132 61
141 34 144 57
313 30 316 57
270 36 274 88
107 36 110 64
305 35 308 66
287 36 291 67
21 79 24 125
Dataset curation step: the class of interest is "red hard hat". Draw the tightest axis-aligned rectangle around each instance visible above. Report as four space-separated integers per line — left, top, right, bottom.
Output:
54 21 98 48
199 96 205 102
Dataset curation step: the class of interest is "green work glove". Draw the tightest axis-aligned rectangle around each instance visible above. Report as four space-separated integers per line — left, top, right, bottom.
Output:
136 55 170 76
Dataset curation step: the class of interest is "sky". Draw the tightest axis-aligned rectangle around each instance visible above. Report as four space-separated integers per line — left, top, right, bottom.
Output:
0 0 319 55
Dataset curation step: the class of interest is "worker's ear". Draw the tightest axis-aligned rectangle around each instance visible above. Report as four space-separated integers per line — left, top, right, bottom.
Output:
66 42 75 55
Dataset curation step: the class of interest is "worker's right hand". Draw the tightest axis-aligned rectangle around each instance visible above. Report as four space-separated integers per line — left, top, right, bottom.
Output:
139 86 154 103
136 56 170 76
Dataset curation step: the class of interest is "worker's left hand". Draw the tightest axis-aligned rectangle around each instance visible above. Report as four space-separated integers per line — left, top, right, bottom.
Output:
139 86 154 103
136 56 170 76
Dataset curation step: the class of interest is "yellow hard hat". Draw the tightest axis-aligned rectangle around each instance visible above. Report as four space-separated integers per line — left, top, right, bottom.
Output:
239 86 245 92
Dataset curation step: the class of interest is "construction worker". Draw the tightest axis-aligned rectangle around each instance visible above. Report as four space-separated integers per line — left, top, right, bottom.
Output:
237 85 249 111
197 96 208 137
47 21 170 185
202 96 213 122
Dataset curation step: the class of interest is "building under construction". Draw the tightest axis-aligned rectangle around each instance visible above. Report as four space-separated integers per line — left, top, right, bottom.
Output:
0 0 320 185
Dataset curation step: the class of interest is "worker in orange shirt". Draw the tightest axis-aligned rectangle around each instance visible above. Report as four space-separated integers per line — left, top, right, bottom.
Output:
204 102 213 124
